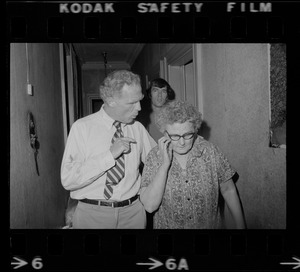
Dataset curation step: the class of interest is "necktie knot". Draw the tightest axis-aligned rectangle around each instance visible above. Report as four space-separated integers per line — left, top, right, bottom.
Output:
113 121 121 130
112 121 123 139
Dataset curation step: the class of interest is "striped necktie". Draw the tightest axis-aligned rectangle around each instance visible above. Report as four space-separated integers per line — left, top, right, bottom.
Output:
103 121 125 200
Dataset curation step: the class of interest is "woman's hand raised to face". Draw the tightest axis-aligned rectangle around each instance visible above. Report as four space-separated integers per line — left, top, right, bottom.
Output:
158 136 173 170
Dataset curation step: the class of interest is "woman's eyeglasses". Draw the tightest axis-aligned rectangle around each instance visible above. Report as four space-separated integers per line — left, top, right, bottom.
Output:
165 131 195 141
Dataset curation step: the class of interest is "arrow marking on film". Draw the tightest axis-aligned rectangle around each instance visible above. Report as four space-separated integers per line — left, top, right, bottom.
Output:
11 257 28 269
280 256 300 270
137 257 163 270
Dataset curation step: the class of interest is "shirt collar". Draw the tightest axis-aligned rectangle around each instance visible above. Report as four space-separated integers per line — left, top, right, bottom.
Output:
98 106 127 129
189 135 206 158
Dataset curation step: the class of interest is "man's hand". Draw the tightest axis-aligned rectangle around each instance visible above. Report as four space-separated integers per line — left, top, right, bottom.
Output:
110 137 137 159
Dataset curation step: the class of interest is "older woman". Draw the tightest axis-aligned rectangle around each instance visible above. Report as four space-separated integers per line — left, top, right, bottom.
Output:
140 100 246 229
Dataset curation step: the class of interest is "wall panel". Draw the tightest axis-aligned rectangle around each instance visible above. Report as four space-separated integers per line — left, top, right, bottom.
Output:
10 43 68 229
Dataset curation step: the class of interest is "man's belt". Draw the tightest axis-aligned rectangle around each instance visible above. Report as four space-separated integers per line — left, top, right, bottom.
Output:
80 194 139 208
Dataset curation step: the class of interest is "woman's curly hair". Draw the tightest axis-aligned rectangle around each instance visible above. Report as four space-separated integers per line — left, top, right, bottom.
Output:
155 100 202 132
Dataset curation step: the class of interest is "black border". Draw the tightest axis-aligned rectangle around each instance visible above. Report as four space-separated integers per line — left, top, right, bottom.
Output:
7 1 300 271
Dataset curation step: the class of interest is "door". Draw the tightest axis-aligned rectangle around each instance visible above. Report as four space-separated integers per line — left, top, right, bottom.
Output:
163 44 197 108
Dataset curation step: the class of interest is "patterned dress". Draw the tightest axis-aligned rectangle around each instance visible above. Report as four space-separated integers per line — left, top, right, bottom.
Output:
141 136 236 229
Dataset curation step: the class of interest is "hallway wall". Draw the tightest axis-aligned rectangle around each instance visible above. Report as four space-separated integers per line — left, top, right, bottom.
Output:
131 43 161 90
81 69 104 116
10 43 68 228
200 44 286 229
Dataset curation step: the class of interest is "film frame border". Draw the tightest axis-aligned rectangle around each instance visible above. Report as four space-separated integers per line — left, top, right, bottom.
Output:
7 1 300 42
7 0 300 271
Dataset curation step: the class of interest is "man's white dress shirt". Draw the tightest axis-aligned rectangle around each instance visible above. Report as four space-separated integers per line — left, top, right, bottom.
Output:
61 106 156 201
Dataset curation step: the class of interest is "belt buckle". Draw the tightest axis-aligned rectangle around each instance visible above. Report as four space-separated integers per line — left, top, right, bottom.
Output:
100 201 111 207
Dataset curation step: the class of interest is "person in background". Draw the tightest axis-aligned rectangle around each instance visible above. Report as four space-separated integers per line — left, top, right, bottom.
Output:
140 100 246 229
61 70 156 229
138 78 175 142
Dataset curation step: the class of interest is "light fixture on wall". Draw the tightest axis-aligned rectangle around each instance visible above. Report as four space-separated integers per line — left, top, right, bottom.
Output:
102 51 108 77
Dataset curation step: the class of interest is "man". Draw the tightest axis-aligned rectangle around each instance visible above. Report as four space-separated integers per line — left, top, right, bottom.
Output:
61 70 156 229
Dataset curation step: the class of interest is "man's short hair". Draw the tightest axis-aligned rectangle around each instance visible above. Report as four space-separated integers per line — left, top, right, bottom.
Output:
100 70 141 102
